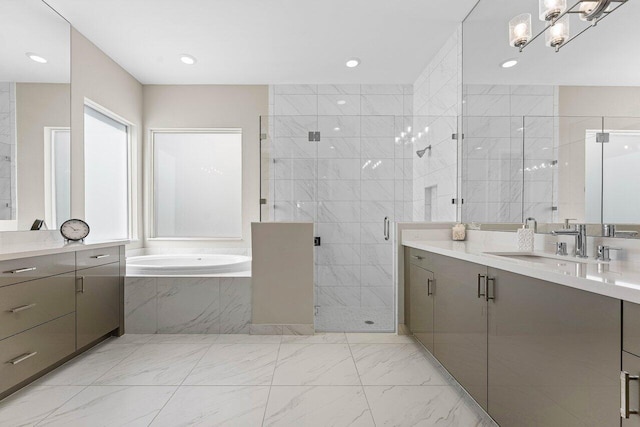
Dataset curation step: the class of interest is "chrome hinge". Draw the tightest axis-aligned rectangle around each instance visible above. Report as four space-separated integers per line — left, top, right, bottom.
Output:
314 305 320 316
260 133 267 141
452 133 464 140
260 198 267 205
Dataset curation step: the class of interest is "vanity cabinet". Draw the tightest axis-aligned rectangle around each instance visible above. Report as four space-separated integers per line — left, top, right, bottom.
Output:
0 244 125 400
622 351 640 426
486 268 620 427
76 261 120 349
406 249 435 352
431 252 488 410
404 248 622 427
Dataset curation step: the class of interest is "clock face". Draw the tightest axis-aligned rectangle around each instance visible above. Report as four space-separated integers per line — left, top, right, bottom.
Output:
60 219 90 241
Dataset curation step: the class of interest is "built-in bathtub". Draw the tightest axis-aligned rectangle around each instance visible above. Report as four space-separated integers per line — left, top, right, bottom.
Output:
124 252 252 334
126 254 252 276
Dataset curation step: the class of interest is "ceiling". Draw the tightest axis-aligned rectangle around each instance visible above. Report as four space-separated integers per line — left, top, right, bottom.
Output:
0 0 70 83
464 0 640 86
44 0 477 85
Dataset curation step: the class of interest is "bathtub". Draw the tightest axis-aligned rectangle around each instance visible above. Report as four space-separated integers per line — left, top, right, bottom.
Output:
126 254 252 276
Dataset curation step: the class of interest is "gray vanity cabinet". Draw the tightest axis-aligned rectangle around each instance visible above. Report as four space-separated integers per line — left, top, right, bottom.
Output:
76 261 120 349
407 260 435 352
486 267 620 427
430 252 488 410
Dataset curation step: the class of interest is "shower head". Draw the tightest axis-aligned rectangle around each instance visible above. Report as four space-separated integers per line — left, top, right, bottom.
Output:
416 145 432 158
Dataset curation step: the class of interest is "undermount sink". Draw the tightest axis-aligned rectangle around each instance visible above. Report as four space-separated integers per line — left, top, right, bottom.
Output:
484 251 602 266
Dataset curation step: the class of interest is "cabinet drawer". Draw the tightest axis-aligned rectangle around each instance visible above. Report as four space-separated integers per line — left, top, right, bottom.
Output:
0 313 75 393
0 253 75 288
624 301 640 357
0 273 75 340
76 246 120 270
408 248 431 270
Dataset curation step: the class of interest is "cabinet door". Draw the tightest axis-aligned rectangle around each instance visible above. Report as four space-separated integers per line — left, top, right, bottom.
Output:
408 263 434 352
76 262 120 349
487 268 620 427
431 253 488 410
623 351 640 427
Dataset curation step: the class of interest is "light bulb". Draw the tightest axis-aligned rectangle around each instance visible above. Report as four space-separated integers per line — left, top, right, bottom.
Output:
509 14 532 48
539 0 566 21
545 15 570 49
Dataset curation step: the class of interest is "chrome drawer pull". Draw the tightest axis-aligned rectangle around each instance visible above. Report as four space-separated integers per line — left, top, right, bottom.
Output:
8 351 38 365
477 274 486 299
91 254 110 259
76 276 85 293
6 267 37 274
486 277 496 301
621 371 640 418
412 255 424 260
9 303 37 313
427 278 434 296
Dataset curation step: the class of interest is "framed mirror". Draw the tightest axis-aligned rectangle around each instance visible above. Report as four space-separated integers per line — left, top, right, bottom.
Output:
461 0 640 237
0 0 71 231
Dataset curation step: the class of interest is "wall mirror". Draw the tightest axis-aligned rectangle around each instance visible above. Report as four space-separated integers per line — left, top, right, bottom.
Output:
461 0 640 237
0 0 71 231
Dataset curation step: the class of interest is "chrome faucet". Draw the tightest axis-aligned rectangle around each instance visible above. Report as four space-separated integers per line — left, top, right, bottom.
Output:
552 223 588 258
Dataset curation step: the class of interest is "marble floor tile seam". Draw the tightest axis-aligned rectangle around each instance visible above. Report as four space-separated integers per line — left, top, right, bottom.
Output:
261 339 283 426
1 385 90 427
346 334 377 424
146 337 214 426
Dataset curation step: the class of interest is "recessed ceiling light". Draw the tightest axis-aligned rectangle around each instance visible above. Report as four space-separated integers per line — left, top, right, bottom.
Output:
337 100 347 105
501 59 518 68
334 127 341 131
26 52 47 63
345 58 360 68
180 54 197 65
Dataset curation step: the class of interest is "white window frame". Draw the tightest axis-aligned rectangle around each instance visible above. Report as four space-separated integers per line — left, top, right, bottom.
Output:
83 99 136 240
148 128 243 241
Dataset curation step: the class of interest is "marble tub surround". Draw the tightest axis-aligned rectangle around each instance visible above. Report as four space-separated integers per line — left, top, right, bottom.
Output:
402 228 640 304
0 333 496 426
125 277 252 334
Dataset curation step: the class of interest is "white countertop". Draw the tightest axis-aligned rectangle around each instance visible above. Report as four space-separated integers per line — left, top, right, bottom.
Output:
403 237 640 305
0 239 129 262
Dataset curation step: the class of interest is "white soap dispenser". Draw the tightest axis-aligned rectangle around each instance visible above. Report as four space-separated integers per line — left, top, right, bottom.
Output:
517 217 536 252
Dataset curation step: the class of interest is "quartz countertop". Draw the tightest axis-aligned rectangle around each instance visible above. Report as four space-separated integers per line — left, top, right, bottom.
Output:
0 239 129 262
403 238 640 305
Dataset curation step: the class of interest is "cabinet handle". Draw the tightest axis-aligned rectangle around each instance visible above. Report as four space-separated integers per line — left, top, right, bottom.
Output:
6 267 37 274
477 274 486 299
8 351 38 365
427 278 434 296
9 303 37 313
383 217 390 241
621 371 640 418
486 277 496 301
412 255 424 260
76 276 85 293
91 254 110 259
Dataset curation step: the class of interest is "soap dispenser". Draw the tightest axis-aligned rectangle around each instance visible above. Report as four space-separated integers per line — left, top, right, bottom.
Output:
517 217 536 252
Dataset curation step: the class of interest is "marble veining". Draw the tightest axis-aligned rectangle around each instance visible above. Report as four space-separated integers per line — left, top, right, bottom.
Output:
0 333 497 426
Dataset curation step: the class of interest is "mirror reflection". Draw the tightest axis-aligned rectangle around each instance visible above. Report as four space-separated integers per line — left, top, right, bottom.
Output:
462 0 640 234
0 0 70 231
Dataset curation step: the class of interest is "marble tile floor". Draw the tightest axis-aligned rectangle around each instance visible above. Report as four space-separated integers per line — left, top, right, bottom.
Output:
0 333 497 426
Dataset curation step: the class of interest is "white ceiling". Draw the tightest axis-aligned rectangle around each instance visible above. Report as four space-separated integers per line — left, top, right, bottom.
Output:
464 0 640 86
0 0 70 83
44 0 477 85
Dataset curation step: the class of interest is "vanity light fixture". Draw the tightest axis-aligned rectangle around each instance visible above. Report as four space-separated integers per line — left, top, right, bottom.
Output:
509 0 628 52
26 52 47 63
501 59 519 68
345 58 360 68
180 54 197 65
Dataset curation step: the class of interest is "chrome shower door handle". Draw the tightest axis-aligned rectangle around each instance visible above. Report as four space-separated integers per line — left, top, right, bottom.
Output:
383 217 390 241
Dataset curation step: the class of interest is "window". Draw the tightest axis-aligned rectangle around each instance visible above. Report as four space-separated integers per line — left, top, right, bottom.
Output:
152 130 242 238
84 105 130 240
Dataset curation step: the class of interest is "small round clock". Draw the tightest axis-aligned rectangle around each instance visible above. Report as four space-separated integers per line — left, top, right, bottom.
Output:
60 219 90 242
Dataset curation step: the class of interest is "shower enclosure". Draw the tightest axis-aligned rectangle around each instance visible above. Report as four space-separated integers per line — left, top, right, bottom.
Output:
259 84 457 332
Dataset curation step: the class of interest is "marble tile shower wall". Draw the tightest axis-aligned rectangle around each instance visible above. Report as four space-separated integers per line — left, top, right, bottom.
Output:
412 27 461 222
267 84 414 330
462 84 558 224
0 82 16 220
